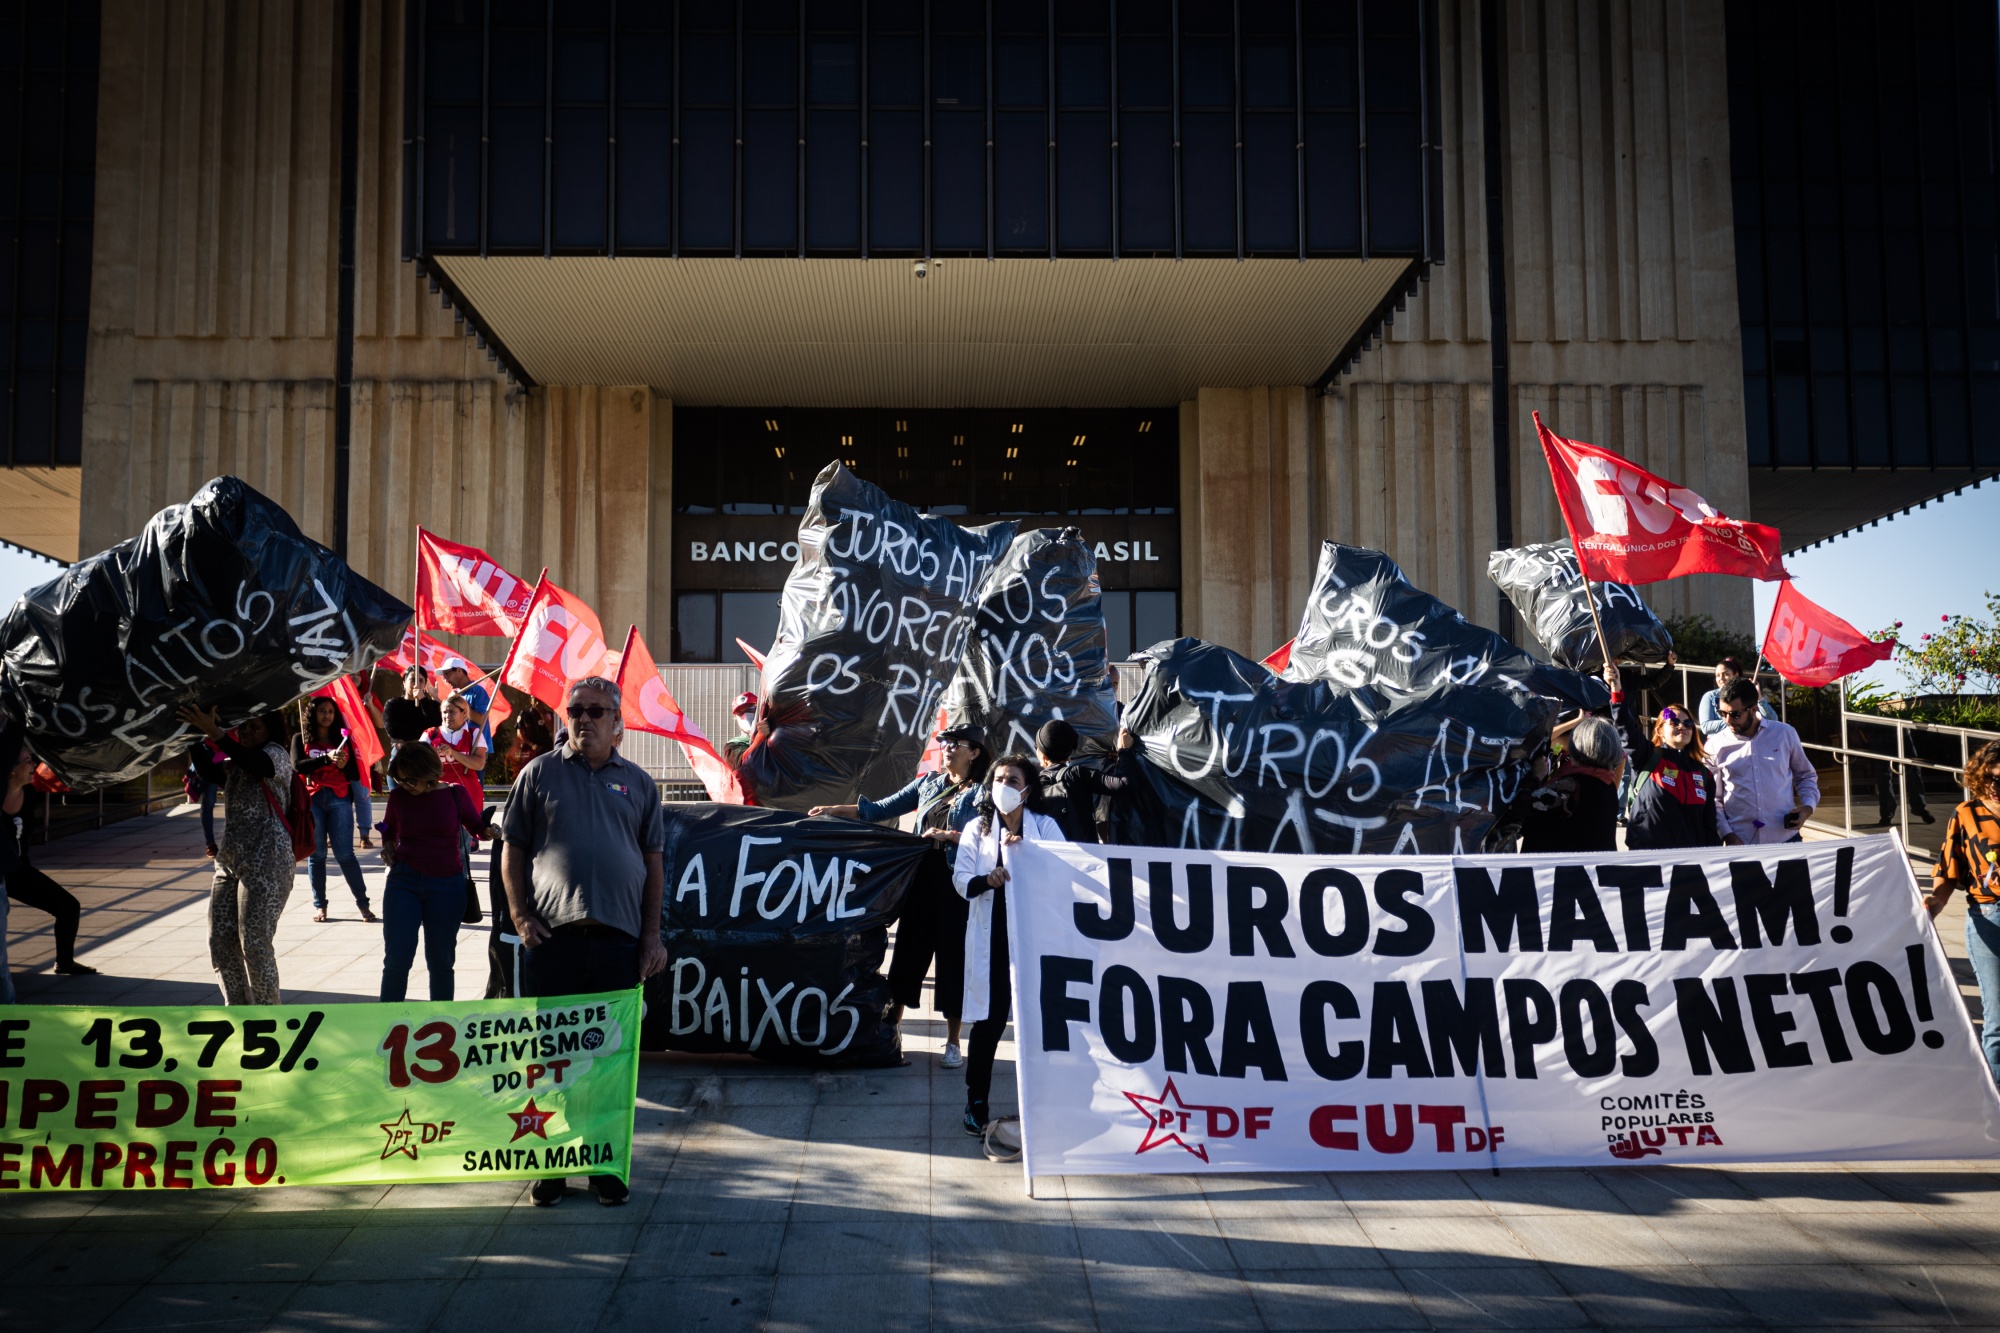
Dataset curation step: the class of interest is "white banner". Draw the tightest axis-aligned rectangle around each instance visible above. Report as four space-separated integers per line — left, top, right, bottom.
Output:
1008 834 2000 1178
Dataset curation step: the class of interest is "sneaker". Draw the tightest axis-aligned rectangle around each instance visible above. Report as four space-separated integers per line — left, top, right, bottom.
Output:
530 1177 565 1207
1921 809 1937 825
963 1101 989 1136
941 1043 963 1068
591 1175 630 1207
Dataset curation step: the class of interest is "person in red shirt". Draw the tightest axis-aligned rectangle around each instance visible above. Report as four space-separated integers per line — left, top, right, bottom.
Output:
380 742 491 1001
293 696 375 924
423 691 490 884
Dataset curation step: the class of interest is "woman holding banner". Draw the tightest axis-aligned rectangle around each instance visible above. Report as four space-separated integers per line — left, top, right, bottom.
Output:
812 723 988 1069
952 753 1062 1136
380 742 492 1001
294 697 376 923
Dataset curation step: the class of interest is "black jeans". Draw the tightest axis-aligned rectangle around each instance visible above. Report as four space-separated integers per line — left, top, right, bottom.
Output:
519 922 640 1187
519 922 642 1000
7 860 80 966
965 884 1010 1108
886 845 967 1021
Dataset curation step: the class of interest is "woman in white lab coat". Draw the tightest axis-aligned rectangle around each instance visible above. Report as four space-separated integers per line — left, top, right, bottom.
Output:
952 752 1062 1136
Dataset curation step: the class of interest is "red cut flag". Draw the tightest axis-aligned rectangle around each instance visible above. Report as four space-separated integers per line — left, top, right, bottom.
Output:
735 637 767 670
415 529 536 636
915 706 949 776
1261 640 1293 673
615 627 747 804
1761 580 1896 688
1534 412 1787 584
380 626 459 675
498 574 613 712
310 675 386 777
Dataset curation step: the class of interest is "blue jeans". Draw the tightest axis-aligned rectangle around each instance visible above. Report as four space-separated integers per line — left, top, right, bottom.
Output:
1968 902 2000 1088
309 789 371 911
354 783 375 843
380 864 464 1001
198 782 219 847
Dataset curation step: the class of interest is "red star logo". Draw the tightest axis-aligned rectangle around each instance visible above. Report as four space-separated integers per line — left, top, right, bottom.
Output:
379 1108 421 1161
508 1098 553 1142
1123 1078 1212 1163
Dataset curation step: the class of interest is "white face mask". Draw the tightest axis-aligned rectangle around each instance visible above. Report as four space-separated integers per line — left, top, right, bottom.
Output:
992 782 1025 815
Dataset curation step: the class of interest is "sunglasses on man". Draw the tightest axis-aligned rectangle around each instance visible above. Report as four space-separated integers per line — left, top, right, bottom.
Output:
566 704 612 720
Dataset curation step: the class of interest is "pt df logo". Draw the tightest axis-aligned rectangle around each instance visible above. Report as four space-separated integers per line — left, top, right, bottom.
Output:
379 1108 456 1160
1123 1079 1273 1163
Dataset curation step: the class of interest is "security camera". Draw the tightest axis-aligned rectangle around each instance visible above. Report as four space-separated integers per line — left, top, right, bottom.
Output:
913 260 929 279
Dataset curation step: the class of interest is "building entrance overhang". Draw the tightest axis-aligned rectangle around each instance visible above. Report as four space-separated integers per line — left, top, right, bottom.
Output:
429 255 1414 407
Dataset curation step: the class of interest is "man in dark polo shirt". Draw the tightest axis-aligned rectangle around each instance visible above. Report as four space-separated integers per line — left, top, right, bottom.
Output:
500 675 669 1208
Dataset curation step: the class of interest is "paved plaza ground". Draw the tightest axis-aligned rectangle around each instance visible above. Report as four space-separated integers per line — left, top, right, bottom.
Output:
6 808 2000 1330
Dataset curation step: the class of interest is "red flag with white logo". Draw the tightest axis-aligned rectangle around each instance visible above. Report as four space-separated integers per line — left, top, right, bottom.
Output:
1534 412 1786 584
379 626 458 676
614 626 747 804
1761 580 1895 689
309 674 386 777
498 575 613 712
415 528 536 637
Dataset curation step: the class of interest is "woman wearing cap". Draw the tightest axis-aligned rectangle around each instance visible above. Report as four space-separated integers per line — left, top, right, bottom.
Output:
1606 663 1728 850
812 722 988 1069
951 752 1062 1135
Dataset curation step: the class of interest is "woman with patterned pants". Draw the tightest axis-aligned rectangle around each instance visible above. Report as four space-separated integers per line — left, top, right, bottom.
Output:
180 705 298 1005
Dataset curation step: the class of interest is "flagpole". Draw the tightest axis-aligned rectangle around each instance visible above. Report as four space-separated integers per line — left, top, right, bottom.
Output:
1580 575 1621 704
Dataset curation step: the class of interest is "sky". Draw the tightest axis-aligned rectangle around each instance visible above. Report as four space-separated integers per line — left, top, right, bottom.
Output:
1751 481 2000 693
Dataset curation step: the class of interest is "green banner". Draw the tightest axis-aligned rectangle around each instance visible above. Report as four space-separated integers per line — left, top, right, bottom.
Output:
0 990 640 1192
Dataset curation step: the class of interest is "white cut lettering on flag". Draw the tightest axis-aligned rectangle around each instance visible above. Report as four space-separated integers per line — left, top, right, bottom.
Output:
499 575 611 711
415 529 535 637
1006 835 2000 1178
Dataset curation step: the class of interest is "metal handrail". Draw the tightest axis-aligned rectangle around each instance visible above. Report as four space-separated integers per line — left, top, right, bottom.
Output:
1662 660 1998 854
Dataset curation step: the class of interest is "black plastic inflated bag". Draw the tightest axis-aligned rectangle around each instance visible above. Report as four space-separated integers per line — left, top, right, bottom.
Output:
1488 539 1674 676
946 526 1120 757
0 477 412 791
640 804 928 1066
739 463 1016 810
1118 543 1610 855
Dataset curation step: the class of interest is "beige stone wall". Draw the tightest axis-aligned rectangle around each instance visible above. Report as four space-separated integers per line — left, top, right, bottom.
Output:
77 0 669 657
1183 0 1754 651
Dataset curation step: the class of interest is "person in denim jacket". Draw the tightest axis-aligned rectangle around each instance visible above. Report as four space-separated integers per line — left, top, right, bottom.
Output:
813 723 989 1068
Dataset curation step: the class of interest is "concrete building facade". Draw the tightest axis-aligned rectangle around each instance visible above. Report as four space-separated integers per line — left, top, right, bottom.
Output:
9 1 1990 660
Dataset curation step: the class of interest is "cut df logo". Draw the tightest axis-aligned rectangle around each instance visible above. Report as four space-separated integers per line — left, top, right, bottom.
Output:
1123 1079 1273 1163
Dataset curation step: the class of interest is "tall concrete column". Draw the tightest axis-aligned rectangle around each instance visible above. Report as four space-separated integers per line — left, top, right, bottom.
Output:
1179 386 1317 656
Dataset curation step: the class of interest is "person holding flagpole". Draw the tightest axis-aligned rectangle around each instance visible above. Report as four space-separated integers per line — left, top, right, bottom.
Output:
293 696 377 923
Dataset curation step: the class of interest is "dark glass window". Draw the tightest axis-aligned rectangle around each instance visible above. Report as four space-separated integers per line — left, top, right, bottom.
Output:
673 406 1177 660
1730 0 2000 470
410 0 1435 264
0 0 96 468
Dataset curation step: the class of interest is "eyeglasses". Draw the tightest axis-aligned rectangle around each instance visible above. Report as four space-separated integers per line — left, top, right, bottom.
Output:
1658 709 1687 725
565 705 611 721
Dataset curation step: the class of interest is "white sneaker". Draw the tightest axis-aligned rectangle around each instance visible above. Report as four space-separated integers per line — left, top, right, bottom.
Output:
941 1043 964 1068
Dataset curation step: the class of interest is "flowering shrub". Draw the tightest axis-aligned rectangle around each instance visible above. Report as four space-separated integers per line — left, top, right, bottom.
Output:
1872 593 2000 698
